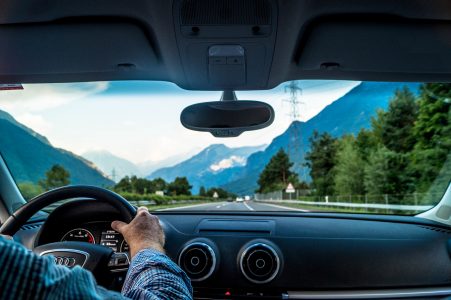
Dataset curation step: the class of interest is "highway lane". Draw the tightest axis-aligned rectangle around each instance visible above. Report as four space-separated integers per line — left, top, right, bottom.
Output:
159 201 308 212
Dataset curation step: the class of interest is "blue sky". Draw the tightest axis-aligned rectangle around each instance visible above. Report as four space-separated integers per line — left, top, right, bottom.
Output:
0 80 360 164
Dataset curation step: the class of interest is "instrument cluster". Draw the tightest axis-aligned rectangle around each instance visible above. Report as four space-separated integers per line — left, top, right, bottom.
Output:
60 222 129 254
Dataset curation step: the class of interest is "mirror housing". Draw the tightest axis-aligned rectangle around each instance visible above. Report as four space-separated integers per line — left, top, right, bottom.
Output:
180 100 275 137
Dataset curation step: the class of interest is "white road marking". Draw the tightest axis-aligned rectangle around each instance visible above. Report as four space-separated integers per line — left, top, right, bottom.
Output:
157 202 224 211
243 202 255 211
256 202 309 212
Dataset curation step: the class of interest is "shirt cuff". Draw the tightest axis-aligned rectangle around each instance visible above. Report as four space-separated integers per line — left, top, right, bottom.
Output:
132 247 165 261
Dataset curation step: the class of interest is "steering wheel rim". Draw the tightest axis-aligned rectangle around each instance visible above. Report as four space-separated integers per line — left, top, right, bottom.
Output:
0 185 136 236
0 185 136 284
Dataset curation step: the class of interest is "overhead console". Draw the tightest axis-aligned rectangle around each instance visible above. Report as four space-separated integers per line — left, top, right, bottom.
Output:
173 0 278 90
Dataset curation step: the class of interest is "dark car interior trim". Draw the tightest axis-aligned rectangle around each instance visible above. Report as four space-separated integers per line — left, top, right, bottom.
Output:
283 287 451 299
1 0 451 89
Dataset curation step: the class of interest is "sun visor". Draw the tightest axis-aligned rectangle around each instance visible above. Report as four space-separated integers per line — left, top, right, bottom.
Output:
0 21 161 83
295 16 451 75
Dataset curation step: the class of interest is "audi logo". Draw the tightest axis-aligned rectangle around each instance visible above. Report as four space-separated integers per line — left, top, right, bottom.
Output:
53 256 76 267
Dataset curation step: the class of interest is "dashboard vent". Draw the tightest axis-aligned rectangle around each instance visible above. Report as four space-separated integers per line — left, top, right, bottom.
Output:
178 242 216 281
419 225 451 234
180 0 271 25
240 243 280 284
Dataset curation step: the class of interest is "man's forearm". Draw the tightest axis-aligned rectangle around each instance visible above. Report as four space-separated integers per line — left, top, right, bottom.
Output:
122 249 193 300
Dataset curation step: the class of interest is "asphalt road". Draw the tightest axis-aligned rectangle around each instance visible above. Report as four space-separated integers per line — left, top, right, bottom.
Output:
159 201 308 212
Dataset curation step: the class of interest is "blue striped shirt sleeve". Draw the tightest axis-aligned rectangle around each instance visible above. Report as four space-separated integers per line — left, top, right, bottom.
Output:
0 237 192 300
122 249 193 300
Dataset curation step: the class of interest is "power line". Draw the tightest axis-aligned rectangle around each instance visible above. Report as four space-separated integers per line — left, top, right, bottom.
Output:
283 81 307 182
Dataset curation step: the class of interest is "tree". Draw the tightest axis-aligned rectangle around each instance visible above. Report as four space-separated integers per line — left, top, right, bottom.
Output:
114 176 132 193
199 186 207 197
39 164 70 190
256 149 297 193
333 136 365 195
151 178 167 192
128 176 154 194
115 176 168 195
409 83 451 193
167 177 192 196
371 86 418 153
356 128 377 161
364 147 412 202
305 131 338 196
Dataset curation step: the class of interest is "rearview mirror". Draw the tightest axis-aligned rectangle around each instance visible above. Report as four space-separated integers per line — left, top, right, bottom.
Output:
181 99 274 137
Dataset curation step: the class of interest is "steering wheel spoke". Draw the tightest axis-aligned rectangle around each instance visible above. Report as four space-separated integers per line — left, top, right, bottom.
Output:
34 241 114 272
108 252 130 272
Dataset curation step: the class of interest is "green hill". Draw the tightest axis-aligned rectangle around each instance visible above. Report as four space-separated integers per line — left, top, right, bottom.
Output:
0 110 113 188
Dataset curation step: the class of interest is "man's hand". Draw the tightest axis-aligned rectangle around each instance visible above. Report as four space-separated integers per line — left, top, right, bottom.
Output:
111 207 165 259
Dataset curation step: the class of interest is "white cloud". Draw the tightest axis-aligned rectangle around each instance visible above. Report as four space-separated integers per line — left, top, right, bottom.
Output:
210 155 246 172
15 113 52 135
0 82 109 114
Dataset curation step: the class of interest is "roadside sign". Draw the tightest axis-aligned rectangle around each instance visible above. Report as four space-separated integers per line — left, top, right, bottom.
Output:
286 183 295 193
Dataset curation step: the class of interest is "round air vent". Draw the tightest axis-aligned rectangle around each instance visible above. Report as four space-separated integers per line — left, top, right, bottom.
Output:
178 242 216 281
240 243 280 284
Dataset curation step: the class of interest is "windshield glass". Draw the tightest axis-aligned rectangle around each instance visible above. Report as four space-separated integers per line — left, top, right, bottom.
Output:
0 81 449 215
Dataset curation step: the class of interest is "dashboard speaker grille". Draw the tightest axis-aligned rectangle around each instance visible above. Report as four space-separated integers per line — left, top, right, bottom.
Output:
180 0 271 25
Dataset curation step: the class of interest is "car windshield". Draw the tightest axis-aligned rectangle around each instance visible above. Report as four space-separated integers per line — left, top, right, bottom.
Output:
0 81 449 215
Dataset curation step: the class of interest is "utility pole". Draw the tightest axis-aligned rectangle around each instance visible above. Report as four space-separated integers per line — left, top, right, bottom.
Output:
283 81 306 182
111 168 117 182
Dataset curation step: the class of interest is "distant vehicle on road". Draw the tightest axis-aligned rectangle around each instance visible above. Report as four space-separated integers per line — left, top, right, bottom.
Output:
244 195 251 201
236 197 244 202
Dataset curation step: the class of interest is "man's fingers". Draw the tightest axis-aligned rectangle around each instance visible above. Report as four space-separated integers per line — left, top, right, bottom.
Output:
111 220 127 233
136 206 151 218
137 206 149 213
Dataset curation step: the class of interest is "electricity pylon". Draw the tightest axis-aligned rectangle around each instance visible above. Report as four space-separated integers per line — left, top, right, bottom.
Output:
283 81 306 182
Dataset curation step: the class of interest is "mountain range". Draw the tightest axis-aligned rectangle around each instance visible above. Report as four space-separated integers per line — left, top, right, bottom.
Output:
0 110 113 187
82 150 142 181
148 144 266 193
82 148 202 182
0 81 421 196
219 82 421 194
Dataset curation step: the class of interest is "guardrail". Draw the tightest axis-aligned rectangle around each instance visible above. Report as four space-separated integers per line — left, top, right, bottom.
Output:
254 199 434 211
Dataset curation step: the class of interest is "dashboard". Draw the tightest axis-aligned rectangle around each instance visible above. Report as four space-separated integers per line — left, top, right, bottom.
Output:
16 199 451 300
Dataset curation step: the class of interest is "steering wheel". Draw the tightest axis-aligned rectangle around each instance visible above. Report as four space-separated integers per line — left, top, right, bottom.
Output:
0 185 137 280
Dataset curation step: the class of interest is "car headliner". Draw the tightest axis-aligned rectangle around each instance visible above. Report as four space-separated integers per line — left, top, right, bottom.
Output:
0 0 450 90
